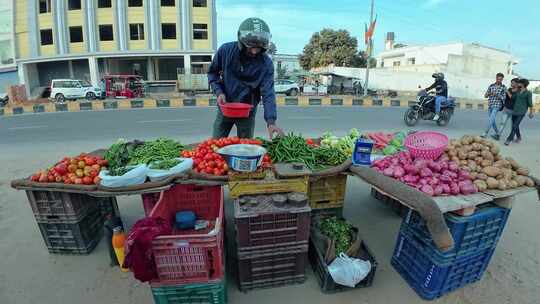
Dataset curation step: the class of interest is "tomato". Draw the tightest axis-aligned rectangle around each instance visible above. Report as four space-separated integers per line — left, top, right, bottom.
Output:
223 164 229 171
205 167 214 174
213 168 221 175
82 176 93 185
204 154 213 161
77 161 85 169
31 174 40 182
93 176 101 185
84 157 96 166
54 163 68 175
55 176 63 183
208 161 216 168
89 170 98 178
198 163 205 171
74 178 83 185
70 159 78 166
64 178 73 184
47 175 55 182
75 169 84 178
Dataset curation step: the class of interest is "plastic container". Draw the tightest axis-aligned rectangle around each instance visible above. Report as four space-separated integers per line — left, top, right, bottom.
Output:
234 198 311 253
401 203 510 260
352 138 374 166
99 164 148 188
147 158 193 182
175 211 196 230
392 228 495 300
308 174 347 210
149 184 225 284
36 208 103 254
112 227 129 272
404 131 448 160
26 190 99 222
217 144 266 173
219 100 253 118
151 279 227 304
237 245 307 292
308 238 377 294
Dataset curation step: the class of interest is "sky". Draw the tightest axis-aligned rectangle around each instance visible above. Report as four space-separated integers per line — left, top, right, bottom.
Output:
217 0 540 79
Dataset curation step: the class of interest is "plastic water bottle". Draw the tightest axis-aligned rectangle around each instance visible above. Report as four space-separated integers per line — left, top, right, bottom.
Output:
112 227 129 272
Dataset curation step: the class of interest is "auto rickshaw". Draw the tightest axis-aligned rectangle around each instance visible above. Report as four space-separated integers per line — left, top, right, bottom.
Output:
103 75 145 98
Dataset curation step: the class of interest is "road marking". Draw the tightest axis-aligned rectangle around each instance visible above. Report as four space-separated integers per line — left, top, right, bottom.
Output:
287 116 332 120
137 119 192 123
8 125 48 130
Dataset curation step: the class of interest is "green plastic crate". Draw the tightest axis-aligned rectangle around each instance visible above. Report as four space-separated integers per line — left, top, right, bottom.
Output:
151 280 227 304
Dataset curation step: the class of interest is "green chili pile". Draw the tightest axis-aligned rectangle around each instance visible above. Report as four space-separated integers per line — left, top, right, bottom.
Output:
149 159 182 170
128 138 184 166
263 134 348 170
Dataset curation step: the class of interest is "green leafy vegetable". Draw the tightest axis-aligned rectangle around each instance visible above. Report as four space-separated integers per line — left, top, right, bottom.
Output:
128 138 184 166
320 217 353 255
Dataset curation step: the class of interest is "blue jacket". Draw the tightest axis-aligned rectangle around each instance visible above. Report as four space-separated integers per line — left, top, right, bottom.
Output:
208 42 277 124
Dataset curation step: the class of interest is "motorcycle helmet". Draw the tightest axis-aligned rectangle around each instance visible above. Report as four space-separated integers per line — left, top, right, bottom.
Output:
432 72 445 80
237 18 272 51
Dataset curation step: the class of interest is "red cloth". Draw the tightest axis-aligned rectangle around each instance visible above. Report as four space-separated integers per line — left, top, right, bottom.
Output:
124 217 171 282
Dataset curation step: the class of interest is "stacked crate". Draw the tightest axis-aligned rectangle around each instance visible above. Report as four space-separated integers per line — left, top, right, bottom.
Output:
26 190 116 254
391 203 511 300
234 195 311 291
308 174 348 218
148 184 226 304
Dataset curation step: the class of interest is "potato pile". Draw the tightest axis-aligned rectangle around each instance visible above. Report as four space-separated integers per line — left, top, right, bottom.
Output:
443 135 534 191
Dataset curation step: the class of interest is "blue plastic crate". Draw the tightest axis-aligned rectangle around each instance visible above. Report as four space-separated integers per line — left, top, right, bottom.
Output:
401 203 510 259
151 279 227 304
392 228 495 300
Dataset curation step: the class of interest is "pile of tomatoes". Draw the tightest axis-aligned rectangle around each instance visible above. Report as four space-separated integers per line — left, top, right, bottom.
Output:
180 137 272 176
31 154 108 185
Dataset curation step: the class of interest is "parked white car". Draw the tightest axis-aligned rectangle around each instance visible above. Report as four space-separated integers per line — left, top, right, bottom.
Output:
274 79 299 96
50 79 103 103
303 84 328 96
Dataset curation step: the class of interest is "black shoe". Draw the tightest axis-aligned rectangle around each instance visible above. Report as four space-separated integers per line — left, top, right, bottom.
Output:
504 141 510 146
491 134 500 141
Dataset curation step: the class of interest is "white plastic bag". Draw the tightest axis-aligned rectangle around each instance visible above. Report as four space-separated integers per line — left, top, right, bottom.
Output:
147 158 193 181
328 253 371 287
99 164 148 187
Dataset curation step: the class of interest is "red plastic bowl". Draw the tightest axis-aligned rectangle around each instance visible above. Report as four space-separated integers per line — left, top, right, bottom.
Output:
219 101 253 118
405 131 448 160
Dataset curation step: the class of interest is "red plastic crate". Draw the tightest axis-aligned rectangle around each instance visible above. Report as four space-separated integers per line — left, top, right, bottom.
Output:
149 184 225 284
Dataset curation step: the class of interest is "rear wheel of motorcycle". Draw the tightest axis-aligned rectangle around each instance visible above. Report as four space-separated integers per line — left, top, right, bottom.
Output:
404 108 419 126
437 110 451 126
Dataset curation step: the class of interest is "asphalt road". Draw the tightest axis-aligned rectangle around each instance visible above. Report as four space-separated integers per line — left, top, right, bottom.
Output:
2 106 538 149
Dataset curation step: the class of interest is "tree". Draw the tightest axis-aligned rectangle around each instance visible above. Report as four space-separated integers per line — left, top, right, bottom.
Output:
267 42 277 56
300 29 366 70
533 86 540 94
393 43 408 49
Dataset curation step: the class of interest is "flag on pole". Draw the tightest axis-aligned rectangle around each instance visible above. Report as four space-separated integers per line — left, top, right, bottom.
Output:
364 23 369 45
366 16 377 42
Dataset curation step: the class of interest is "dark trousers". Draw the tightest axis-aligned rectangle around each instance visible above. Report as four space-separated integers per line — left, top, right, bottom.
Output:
212 106 257 139
506 114 525 142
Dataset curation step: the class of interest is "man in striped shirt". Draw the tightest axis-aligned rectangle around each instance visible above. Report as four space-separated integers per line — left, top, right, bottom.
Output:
481 73 507 140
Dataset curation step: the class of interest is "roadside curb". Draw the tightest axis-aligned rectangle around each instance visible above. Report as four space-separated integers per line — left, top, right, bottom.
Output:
1 96 537 117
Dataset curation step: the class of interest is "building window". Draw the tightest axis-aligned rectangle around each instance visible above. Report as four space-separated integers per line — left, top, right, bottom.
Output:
128 0 143 7
99 25 114 41
129 24 145 40
408 58 416 65
68 0 82 10
193 23 208 40
40 29 53 45
161 0 175 6
69 26 84 43
193 0 207 7
98 0 112 8
162 24 176 39
393 61 401 67
39 0 52 13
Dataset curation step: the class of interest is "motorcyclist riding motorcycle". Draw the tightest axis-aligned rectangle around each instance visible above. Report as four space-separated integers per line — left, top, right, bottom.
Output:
425 73 448 121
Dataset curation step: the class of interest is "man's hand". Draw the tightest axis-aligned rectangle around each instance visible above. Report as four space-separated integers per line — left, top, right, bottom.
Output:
529 112 534 119
217 93 226 104
267 124 284 139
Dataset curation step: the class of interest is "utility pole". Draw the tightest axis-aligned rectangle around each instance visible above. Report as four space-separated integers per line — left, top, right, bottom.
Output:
363 0 375 96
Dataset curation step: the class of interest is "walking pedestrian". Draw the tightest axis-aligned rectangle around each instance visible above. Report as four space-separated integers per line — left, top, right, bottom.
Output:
504 79 534 145
499 78 519 136
481 73 507 140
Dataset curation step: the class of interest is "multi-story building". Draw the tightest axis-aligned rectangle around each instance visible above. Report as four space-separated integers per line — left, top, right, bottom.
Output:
13 0 217 95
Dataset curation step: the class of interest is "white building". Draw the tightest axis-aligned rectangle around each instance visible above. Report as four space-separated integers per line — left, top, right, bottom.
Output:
376 33 518 79
272 53 302 77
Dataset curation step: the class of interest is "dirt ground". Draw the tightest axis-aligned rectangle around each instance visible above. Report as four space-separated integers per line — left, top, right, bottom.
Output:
1 136 539 304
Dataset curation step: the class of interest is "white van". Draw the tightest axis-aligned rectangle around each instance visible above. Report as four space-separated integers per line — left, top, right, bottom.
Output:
50 79 103 103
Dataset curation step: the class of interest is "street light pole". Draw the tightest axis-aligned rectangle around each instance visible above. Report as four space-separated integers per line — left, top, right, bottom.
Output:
364 0 375 96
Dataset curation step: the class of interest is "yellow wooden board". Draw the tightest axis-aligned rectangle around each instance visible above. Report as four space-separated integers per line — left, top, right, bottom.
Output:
228 176 309 198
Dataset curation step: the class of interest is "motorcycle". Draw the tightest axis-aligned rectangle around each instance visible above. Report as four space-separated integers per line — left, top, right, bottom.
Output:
404 90 455 127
